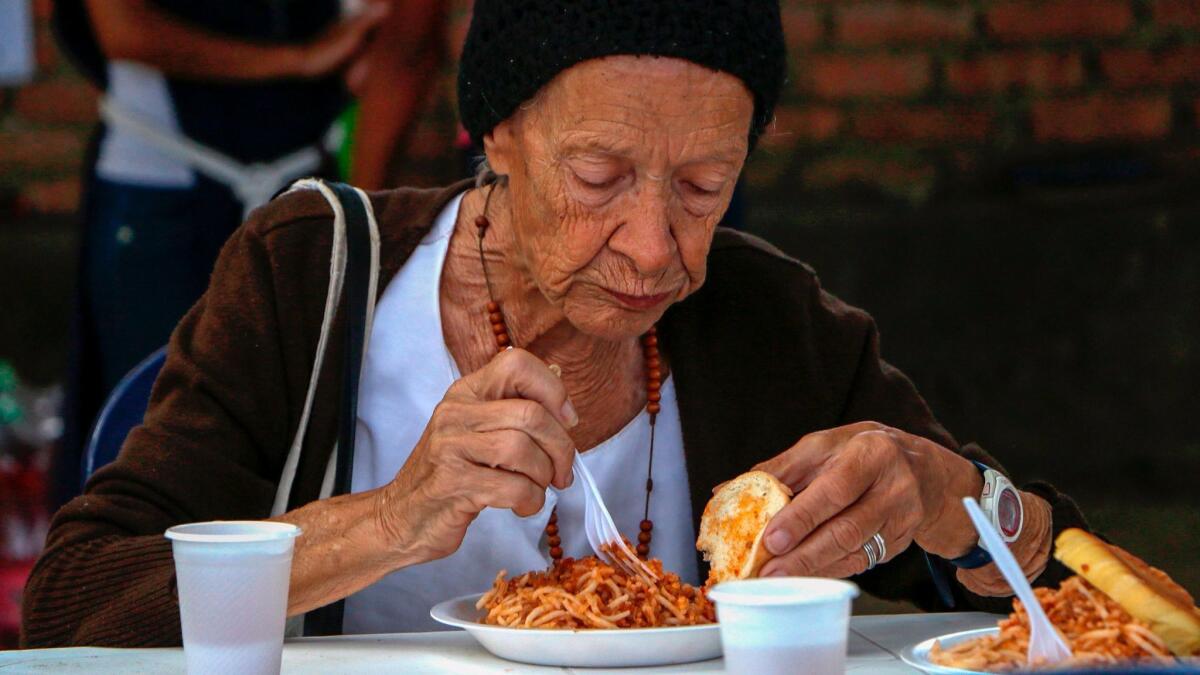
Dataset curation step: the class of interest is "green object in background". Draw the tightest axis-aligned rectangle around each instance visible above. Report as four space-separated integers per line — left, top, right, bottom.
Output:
0 360 21 425
332 102 360 181
0 361 14 392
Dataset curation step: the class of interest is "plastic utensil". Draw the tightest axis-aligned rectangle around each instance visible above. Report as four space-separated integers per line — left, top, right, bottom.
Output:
547 362 655 580
573 453 658 580
962 497 1072 667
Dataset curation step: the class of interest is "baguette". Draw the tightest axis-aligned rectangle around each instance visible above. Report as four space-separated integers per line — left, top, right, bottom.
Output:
1054 527 1200 656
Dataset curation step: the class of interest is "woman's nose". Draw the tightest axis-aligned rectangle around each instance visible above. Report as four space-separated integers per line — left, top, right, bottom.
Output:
607 189 677 276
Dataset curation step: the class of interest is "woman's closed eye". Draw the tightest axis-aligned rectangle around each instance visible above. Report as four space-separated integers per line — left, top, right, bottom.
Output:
680 180 719 197
573 171 624 190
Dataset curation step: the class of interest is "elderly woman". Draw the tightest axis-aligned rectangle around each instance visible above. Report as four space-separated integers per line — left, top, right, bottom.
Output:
24 0 1085 646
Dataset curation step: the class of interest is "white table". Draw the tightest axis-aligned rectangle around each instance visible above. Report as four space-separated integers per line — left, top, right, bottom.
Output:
0 612 999 673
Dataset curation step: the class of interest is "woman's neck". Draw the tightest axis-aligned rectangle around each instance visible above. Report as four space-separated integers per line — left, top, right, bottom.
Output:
439 185 647 449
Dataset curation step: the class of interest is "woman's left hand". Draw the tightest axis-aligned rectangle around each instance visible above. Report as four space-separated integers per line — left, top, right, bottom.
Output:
752 421 983 578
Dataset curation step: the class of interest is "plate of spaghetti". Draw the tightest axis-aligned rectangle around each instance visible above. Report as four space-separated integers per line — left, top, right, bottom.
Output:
903 577 1180 673
429 555 720 668
902 528 1200 673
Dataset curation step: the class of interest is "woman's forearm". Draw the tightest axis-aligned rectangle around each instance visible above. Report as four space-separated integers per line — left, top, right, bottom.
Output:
273 488 420 616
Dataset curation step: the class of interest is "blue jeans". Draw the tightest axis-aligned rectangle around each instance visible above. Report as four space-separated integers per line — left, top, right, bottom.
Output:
82 175 244 393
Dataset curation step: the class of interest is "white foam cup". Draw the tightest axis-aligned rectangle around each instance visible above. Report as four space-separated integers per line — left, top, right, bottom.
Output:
708 577 859 675
166 521 301 675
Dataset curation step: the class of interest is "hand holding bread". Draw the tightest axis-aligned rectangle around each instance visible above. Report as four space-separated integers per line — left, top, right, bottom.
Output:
738 422 991 579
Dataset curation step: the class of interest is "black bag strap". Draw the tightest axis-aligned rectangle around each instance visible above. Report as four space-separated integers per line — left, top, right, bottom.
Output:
303 181 374 636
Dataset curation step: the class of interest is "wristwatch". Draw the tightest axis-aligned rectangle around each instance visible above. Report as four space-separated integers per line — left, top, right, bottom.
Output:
949 461 1024 569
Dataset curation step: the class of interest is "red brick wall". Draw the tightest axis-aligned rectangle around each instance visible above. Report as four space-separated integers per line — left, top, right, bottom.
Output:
756 0 1200 202
4 0 1200 214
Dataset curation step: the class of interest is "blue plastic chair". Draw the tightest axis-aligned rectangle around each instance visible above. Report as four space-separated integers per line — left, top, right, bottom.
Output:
81 347 167 485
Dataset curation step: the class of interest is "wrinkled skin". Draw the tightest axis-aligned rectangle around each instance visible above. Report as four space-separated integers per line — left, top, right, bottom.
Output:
482 56 754 341
375 55 757 575
280 57 1052 617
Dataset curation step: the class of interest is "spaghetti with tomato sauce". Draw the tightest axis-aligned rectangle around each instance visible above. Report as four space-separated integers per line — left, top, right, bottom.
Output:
476 556 715 629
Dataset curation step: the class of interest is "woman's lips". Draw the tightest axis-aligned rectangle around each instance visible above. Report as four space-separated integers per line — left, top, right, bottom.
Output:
604 288 673 310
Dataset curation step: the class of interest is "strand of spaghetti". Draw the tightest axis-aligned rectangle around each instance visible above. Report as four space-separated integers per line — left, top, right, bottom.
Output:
1122 625 1171 659
530 610 569 627
607 593 630 609
1077 628 1120 641
1073 579 1108 620
656 592 687 620
1123 623 1168 651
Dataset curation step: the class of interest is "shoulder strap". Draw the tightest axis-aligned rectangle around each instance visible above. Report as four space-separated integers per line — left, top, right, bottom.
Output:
263 179 380 635
329 181 372 501
303 181 376 636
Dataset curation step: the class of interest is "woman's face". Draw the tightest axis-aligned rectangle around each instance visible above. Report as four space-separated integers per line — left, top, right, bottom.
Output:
485 56 755 340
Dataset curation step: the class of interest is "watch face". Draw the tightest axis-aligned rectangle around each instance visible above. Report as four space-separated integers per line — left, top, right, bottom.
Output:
997 488 1021 539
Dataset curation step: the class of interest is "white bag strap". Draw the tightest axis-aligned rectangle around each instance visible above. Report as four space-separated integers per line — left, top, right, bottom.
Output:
99 96 323 217
270 179 381 516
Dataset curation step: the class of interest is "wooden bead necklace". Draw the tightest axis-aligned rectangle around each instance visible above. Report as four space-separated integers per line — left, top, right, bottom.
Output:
473 185 659 561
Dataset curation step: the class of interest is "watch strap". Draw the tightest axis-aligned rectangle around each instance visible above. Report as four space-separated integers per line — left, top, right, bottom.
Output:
949 545 994 569
948 461 994 569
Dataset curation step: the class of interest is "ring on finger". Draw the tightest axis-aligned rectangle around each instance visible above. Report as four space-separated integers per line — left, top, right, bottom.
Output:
862 539 877 570
862 532 886 571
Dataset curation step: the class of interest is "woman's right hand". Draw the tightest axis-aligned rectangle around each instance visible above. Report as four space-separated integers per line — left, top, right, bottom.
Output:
373 348 578 564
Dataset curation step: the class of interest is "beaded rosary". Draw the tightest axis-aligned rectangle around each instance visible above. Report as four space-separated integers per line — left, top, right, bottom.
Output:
473 185 660 561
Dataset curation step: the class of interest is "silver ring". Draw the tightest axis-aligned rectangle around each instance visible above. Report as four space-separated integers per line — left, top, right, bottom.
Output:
862 532 886 571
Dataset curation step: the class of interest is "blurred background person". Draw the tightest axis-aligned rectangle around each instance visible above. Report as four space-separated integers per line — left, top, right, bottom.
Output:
49 0 396 507
343 0 447 190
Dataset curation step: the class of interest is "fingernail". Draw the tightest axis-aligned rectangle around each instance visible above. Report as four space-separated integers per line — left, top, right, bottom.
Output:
561 400 579 427
566 469 575 487
765 529 791 555
763 567 787 578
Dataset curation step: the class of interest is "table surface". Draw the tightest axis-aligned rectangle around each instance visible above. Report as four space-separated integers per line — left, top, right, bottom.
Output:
0 612 999 673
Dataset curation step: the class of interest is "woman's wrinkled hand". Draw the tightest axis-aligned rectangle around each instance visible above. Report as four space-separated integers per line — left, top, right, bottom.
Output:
373 348 578 564
752 421 982 579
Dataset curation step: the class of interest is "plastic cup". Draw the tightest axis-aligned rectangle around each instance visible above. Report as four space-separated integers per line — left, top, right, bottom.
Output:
708 577 859 675
166 521 301 675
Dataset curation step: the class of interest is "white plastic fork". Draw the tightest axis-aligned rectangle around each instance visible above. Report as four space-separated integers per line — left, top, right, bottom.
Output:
573 453 659 581
545 363 657 581
962 497 1072 667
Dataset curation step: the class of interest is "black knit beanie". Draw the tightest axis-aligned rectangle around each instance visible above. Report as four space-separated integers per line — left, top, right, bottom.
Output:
458 0 786 152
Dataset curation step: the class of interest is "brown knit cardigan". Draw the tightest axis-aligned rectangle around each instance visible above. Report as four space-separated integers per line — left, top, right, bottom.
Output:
21 180 1087 647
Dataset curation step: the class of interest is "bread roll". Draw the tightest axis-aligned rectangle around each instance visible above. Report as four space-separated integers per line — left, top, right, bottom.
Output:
696 470 793 585
1054 527 1200 656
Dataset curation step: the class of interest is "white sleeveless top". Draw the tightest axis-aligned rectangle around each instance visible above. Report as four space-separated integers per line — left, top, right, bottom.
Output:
342 191 698 633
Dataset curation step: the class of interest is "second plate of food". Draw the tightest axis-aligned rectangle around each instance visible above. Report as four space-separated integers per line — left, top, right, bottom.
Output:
900 627 999 675
430 592 722 668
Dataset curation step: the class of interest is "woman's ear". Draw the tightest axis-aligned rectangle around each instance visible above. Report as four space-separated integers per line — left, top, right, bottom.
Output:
482 119 516 177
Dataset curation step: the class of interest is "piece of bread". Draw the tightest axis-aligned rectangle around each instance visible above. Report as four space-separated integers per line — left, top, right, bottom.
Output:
696 470 793 586
1054 527 1200 656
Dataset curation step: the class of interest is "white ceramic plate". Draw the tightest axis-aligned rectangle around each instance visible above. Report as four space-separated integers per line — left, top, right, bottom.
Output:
429 592 722 668
899 627 999 674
